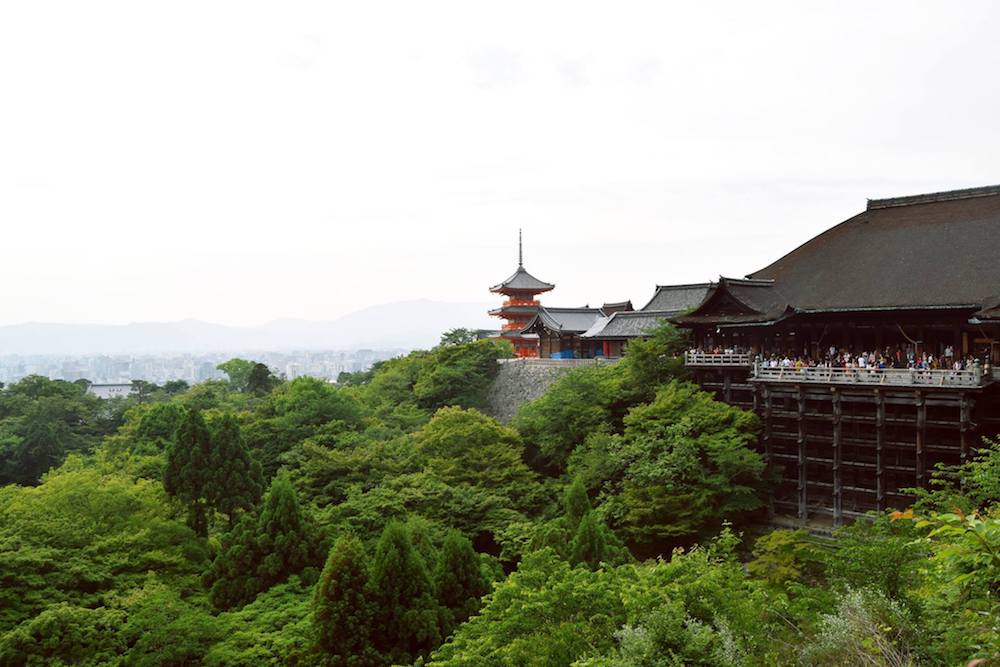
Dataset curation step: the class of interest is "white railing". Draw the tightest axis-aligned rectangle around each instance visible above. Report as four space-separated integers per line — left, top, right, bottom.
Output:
684 352 753 367
751 363 989 388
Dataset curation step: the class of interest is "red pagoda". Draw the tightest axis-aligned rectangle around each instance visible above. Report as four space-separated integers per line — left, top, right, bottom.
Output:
489 231 555 357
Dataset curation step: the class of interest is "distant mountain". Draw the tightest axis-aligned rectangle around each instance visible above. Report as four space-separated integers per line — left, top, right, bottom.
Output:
0 300 496 355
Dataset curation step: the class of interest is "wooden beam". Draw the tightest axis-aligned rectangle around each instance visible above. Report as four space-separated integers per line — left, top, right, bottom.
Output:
875 389 886 511
832 388 843 526
915 391 926 488
763 385 772 465
797 384 807 524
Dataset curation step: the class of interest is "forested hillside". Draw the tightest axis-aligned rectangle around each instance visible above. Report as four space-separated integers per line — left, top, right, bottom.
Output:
0 326 997 665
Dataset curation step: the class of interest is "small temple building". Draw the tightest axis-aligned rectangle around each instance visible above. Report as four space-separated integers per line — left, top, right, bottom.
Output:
582 283 713 357
489 232 555 357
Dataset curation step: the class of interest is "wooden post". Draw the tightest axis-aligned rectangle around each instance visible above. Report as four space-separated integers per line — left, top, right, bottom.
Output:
915 391 926 489
875 390 886 511
832 388 843 527
797 385 807 524
960 393 971 465
762 385 772 465
723 372 732 404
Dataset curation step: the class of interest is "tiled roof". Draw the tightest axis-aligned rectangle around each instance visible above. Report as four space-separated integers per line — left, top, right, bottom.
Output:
581 310 676 339
749 186 1000 312
489 265 555 293
641 283 713 312
522 306 606 334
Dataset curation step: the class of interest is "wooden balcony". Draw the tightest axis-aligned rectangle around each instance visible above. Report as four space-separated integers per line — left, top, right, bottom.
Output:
684 351 753 367
751 363 991 388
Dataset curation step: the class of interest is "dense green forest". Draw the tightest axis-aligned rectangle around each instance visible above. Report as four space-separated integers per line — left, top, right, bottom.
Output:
1 326 998 666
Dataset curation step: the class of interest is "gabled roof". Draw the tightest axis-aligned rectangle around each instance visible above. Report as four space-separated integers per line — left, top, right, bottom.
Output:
675 277 792 326
581 310 675 339
489 265 555 293
601 300 634 315
640 283 713 312
521 306 606 335
748 185 1000 313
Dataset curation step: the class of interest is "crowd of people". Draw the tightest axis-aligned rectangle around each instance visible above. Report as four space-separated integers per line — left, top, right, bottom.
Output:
691 343 991 374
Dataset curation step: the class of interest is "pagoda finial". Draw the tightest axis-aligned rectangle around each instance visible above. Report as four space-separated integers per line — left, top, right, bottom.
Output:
518 229 523 267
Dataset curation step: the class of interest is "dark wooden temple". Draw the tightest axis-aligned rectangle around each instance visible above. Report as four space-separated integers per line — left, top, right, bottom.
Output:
675 185 1000 526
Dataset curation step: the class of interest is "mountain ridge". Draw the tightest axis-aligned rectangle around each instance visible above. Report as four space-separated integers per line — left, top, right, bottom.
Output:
0 300 496 355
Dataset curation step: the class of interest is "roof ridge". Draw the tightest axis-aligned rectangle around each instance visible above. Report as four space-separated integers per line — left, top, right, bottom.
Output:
867 184 1000 210
652 282 715 290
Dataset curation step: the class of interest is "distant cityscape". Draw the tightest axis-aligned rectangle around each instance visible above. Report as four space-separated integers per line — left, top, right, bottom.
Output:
0 349 408 386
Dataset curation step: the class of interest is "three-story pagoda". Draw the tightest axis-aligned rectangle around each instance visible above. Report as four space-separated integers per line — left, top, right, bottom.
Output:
489 232 554 357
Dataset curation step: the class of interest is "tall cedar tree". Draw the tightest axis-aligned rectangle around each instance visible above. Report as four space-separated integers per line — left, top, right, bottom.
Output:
206 413 263 527
369 521 440 663
563 477 592 532
256 473 323 589
312 535 378 666
206 473 324 609
164 408 213 536
435 531 489 637
570 510 614 570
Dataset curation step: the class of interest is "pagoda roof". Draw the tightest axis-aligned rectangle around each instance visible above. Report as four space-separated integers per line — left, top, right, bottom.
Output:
489 265 555 293
520 306 606 335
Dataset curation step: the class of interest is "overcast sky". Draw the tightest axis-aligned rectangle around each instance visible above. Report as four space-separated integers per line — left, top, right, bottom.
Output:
2 1 998 326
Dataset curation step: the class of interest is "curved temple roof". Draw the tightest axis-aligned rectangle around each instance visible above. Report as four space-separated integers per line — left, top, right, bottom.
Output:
489 265 555 294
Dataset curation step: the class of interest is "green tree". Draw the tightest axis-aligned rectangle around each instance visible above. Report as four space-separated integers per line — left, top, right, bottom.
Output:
435 531 489 637
412 339 510 412
369 521 440 664
247 362 279 395
163 408 214 536
206 473 324 609
217 358 256 392
438 328 478 347
312 535 377 666
513 363 622 472
414 407 539 492
595 381 765 545
569 510 615 570
563 477 592 531
206 413 264 527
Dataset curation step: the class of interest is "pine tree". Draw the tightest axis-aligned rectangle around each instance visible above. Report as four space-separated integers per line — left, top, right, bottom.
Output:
435 531 489 637
206 413 263 528
164 408 213 536
312 535 377 666
205 473 324 609
256 472 322 589
570 510 612 571
369 521 440 663
563 477 592 532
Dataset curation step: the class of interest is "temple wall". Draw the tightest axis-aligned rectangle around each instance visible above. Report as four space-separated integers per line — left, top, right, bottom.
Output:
485 358 616 423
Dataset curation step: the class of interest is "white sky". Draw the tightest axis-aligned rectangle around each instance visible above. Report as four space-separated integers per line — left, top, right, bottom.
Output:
2 1 998 326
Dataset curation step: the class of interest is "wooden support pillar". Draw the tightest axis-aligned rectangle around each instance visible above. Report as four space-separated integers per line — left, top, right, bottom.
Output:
960 393 971 466
915 391 926 489
797 385 807 523
875 390 886 511
723 372 732 404
831 388 843 527
762 385 772 464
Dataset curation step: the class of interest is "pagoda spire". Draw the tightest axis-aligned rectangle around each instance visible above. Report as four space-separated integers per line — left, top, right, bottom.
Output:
518 228 523 267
